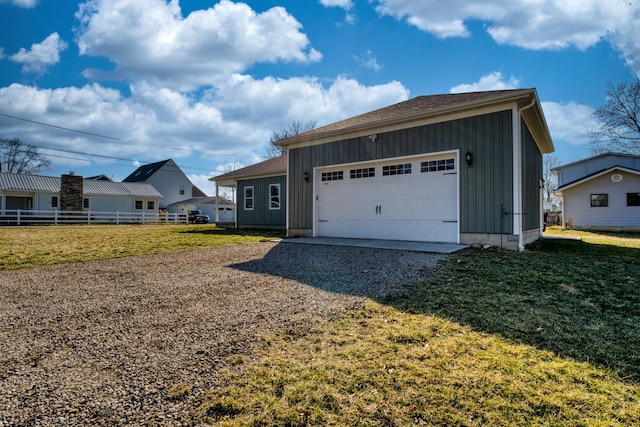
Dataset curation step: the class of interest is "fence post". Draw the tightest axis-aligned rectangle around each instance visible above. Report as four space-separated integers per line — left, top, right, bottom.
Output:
116 211 120 225
87 210 91 225
54 210 58 225
17 209 21 226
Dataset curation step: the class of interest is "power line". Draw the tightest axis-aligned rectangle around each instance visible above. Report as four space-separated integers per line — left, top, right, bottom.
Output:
0 112 123 141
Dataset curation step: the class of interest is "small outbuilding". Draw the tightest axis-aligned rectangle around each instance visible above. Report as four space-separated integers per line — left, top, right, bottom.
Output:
276 89 554 250
553 153 640 231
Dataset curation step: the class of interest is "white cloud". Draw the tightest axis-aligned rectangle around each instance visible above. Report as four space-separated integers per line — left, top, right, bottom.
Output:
319 0 353 9
0 0 38 7
75 0 322 91
9 33 68 74
450 72 520 93
356 50 381 72
0 76 409 170
373 0 640 77
541 101 597 146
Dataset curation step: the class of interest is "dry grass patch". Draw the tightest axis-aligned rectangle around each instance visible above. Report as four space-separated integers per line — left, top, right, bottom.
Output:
0 225 283 270
201 231 640 426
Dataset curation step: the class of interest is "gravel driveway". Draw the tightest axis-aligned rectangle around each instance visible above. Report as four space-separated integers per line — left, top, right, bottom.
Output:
0 241 443 426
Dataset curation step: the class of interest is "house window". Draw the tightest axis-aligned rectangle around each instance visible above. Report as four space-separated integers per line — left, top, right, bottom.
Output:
244 186 254 210
321 171 344 181
628 192 640 206
350 167 375 179
135 200 143 210
51 196 59 208
83 198 90 209
269 184 281 210
421 158 455 172
383 163 412 176
147 200 155 210
590 194 608 207
179 185 185 195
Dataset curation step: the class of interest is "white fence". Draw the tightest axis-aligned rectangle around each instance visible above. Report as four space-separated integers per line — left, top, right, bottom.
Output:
0 209 188 225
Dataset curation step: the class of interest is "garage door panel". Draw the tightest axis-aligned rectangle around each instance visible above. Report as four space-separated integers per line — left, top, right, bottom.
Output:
316 155 458 243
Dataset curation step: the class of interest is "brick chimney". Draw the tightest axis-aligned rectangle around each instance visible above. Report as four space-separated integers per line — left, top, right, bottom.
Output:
60 173 83 211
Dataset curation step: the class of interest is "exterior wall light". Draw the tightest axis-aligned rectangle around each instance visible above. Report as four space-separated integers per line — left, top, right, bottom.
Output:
465 151 473 167
303 171 309 182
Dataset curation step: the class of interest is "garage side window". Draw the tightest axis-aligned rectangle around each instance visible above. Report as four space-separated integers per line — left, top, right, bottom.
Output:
135 200 143 210
244 186 254 210
269 184 280 210
628 192 640 206
50 196 59 208
590 194 608 207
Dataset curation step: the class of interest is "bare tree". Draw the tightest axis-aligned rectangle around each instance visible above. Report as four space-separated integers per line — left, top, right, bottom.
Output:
266 119 317 158
542 154 560 204
589 80 640 155
0 137 51 174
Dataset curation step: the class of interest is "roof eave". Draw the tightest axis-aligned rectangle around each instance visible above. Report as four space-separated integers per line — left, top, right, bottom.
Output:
277 89 551 149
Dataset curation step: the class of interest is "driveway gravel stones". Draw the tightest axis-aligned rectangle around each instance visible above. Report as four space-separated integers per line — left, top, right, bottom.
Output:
0 241 443 426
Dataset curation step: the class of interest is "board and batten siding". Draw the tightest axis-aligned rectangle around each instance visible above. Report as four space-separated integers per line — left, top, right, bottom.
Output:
237 175 286 229
563 170 640 228
288 109 516 235
521 119 543 232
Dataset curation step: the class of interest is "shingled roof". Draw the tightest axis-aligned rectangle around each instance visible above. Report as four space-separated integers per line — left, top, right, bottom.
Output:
211 155 286 182
277 89 553 153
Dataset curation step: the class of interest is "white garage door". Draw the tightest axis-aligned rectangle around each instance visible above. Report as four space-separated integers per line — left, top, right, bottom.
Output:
315 153 459 243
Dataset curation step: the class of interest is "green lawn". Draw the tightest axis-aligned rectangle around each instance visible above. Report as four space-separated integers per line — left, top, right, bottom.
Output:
202 229 640 426
0 224 283 270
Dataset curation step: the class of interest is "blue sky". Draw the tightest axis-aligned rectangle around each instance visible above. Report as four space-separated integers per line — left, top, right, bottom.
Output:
1 0 638 195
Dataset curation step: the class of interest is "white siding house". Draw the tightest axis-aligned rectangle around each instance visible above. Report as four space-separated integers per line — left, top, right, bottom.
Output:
553 153 640 230
123 159 207 208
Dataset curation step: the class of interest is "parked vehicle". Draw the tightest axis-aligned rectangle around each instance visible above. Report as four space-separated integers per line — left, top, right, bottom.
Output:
188 210 210 224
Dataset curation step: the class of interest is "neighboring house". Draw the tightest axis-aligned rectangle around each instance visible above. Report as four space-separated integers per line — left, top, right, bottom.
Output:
276 89 554 251
0 171 162 214
123 159 207 209
210 155 286 229
553 153 640 230
167 196 236 223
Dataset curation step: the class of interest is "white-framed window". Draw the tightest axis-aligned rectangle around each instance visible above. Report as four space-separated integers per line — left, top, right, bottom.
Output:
383 163 412 176
321 171 344 181
135 200 143 210
179 185 185 195
51 196 59 208
350 167 375 179
269 184 280 210
83 198 90 209
244 186 254 210
147 200 155 210
421 158 455 173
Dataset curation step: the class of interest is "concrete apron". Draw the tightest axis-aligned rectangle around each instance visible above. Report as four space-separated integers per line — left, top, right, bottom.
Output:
282 237 469 254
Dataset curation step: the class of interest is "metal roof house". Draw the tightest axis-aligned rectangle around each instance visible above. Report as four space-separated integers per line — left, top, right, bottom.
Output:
276 89 554 251
0 171 162 215
123 159 207 209
553 153 640 230
210 155 286 229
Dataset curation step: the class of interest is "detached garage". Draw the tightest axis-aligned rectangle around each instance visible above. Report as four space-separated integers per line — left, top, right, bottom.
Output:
277 89 554 251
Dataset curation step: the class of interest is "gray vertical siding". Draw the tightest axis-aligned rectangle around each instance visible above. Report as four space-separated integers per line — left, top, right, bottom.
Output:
289 109 517 234
237 175 286 228
521 119 543 232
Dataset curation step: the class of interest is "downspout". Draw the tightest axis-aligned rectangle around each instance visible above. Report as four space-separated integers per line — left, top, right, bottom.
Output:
516 97 537 251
